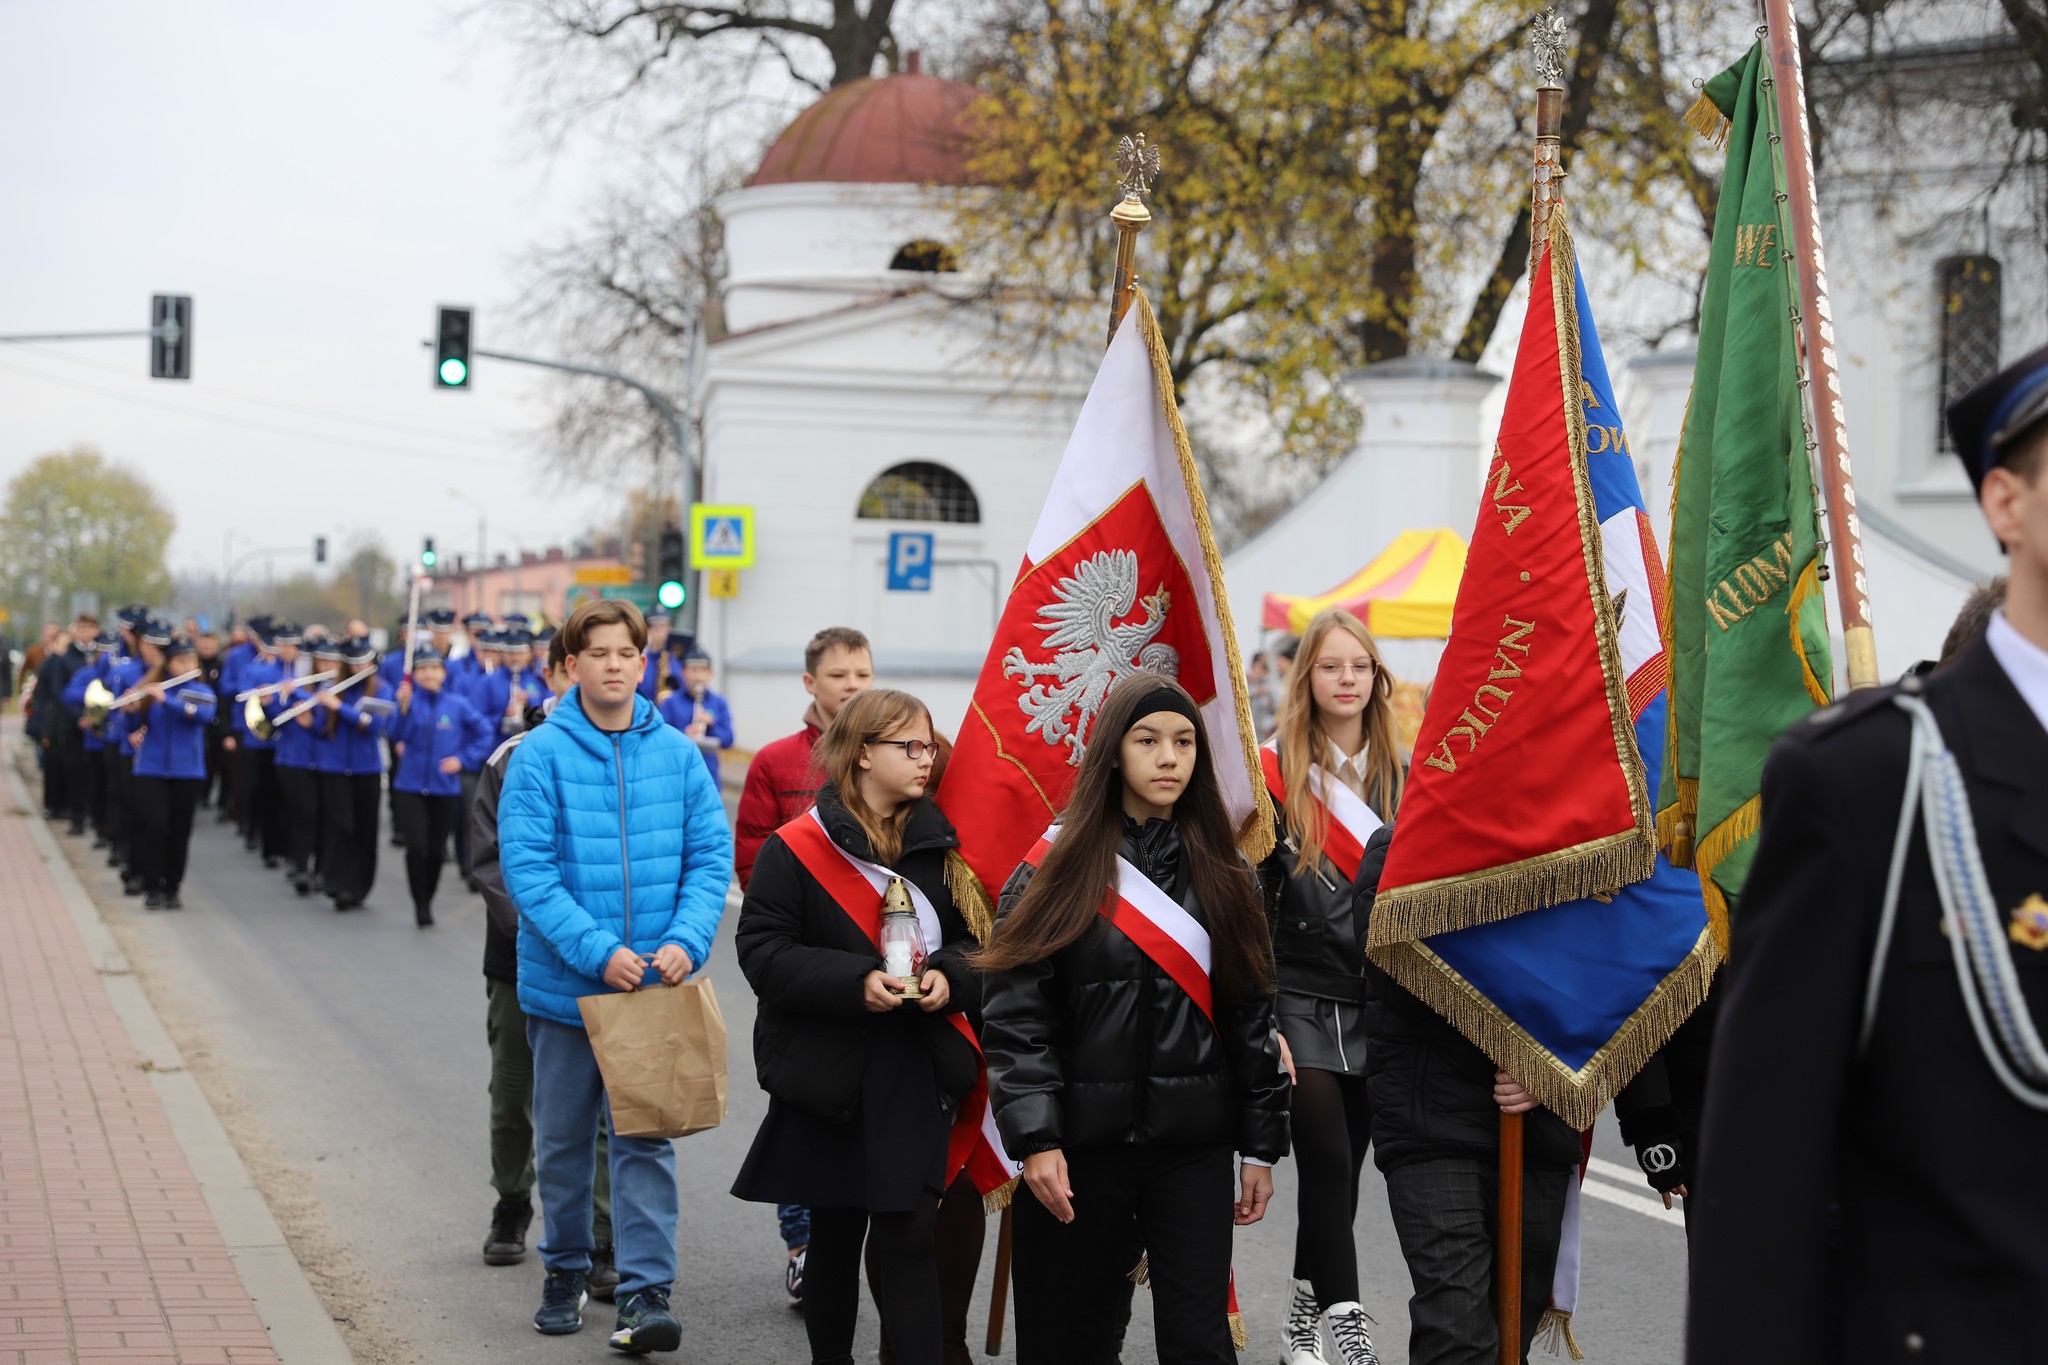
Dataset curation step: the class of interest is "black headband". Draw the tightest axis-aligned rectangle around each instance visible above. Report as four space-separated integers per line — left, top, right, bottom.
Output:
1120 686 1201 737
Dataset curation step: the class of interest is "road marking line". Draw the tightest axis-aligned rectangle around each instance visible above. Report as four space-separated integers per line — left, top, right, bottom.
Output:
1582 1158 1687 1227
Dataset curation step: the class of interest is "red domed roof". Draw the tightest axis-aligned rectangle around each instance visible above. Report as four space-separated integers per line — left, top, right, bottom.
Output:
750 71 981 187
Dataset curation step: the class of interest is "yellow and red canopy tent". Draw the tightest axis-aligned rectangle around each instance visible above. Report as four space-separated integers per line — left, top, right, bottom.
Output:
1261 528 1467 639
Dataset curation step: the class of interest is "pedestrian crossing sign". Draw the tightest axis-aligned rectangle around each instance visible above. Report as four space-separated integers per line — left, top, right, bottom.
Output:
689 504 756 569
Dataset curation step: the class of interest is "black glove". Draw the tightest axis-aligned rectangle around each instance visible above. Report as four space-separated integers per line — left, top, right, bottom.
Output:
1631 1129 1689 1195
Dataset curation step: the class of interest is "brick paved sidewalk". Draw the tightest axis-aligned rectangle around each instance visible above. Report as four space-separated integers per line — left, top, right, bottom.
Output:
1 781 281 1364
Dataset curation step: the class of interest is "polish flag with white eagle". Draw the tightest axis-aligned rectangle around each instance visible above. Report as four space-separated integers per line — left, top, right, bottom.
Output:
936 293 1273 905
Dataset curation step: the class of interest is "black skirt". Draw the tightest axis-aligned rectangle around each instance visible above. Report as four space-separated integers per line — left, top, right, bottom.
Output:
732 1015 950 1213
1276 990 1371 1076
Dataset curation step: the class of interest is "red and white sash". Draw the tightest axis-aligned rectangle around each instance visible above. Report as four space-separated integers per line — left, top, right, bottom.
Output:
1259 743 1384 884
776 810 1021 1199
1023 824 1215 1028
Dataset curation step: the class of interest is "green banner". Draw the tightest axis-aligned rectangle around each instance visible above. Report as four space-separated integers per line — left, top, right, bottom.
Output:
1660 41 1835 952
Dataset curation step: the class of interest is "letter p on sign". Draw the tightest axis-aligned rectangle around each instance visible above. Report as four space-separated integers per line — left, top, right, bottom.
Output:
887 532 934 592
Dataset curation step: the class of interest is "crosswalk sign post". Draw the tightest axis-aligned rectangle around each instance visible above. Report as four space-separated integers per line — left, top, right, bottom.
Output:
689 504 756 570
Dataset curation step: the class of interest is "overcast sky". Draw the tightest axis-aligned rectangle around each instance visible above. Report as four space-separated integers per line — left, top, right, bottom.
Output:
0 1 638 592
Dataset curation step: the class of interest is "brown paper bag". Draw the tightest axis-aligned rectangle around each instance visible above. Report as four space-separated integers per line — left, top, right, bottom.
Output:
577 979 728 1139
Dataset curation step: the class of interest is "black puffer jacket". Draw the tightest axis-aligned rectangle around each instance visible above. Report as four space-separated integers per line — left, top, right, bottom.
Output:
735 784 982 1124
981 817 1290 1163
1357 823 1581 1172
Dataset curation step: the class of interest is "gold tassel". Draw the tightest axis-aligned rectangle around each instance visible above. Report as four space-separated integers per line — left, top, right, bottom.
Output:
1534 1308 1587 1361
982 1176 1018 1214
1785 559 1834 707
1228 1311 1248 1351
1128 1253 1150 1286
1682 90 1731 149
1134 292 1277 869
1694 793 1759 957
945 850 996 946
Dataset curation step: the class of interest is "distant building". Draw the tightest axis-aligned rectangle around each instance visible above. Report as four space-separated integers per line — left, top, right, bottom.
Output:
426 542 628 625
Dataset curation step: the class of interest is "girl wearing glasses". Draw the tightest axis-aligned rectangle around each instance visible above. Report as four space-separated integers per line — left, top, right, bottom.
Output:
733 688 986 1365
976 674 1289 1365
1257 609 1403 1365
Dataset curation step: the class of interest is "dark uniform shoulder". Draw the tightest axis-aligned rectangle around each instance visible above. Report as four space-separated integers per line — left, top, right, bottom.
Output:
1784 676 1921 748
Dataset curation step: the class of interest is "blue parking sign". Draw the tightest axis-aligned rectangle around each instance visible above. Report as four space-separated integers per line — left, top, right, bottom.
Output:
887 532 934 592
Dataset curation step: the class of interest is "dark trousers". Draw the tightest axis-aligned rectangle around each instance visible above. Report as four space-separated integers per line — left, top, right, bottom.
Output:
86 747 109 833
455 769 478 875
319 773 380 904
223 738 244 823
390 790 458 913
204 728 226 807
809 1193 942 1365
57 728 89 825
1384 1157 1569 1365
131 776 203 895
868 1172 987 1365
1291 1065 1376 1306
240 748 285 855
40 735 68 816
1012 1144 1236 1365
276 763 322 876
106 751 134 859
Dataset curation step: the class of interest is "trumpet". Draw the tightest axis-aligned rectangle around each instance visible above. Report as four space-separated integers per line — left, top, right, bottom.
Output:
85 671 202 735
269 668 373 727
235 669 336 702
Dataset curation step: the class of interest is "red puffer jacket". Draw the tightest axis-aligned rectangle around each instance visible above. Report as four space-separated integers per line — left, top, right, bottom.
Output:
734 707 825 888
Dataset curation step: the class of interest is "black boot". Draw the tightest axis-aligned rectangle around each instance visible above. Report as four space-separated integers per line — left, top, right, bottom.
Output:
415 902 434 928
483 1197 532 1265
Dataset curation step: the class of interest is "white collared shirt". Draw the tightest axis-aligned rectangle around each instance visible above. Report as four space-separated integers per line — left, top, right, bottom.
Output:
1987 609 2048 736
1326 738 1370 803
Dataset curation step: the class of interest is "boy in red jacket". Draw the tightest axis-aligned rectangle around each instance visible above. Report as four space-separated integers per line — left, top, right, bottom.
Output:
732 626 872 889
730 624 871 1305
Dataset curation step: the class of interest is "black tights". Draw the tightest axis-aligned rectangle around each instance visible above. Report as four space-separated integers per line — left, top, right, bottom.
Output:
1291 1065 1375 1307
806 1192 941 1365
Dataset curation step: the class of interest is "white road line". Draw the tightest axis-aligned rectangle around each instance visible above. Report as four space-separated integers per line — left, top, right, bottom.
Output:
1582 1158 1687 1227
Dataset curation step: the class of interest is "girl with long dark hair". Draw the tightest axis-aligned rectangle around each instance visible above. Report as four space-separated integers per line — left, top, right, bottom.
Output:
1257 609 1403 1365
128 635 217 909
975 674 1290 1365
732 688 985 1365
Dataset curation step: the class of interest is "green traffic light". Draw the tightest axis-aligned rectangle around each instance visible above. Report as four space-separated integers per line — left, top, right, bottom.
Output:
439 357 468 386
657 580 686 610
422 551 438 568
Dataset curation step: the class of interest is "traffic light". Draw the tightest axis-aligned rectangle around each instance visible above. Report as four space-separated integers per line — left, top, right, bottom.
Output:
150 294 192 380
434 306 472 389
313 535 327 564
657 528 686 610
421 537 438 569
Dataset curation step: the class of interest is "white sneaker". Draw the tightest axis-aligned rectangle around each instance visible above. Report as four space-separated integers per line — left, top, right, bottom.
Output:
1280 1280 1327 1365
1324 1301 1381 1365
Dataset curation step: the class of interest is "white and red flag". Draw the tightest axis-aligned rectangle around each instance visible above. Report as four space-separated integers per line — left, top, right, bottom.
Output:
937 294 1272 905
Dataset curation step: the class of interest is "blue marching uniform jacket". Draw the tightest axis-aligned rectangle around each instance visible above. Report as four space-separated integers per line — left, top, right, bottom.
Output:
387 686 493 796
63 654 115 754
658 687 735 785
133 681 218 780
330 693 390 775
498 689 735 1027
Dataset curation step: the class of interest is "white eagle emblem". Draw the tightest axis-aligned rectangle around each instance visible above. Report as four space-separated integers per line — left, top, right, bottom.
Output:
1003 549 1180 764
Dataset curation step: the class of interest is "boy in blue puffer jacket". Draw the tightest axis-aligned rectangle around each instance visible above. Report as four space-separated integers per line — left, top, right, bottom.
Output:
498 598 733 1356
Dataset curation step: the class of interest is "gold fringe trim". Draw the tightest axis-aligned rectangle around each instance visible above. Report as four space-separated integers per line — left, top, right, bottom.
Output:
1786 558 1833 707
1229 1310 1248 1352
1694 792 1759 956
1369 926 1720 1131
1535 1308 1587 1361
1682 89 1730 149
1367 830 1655 950
1134 291 1276 868
1129 1252 1150 1285
1655 775 1699 869
946 849 996 946
982 1176 1018 1214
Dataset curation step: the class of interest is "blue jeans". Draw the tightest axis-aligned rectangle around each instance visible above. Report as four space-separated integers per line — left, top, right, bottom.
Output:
778 1204 811 1251
527 1016 679 1298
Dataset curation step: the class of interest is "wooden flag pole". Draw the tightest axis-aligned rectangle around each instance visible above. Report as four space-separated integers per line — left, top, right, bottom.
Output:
1497 1110 1527 1364
1762 0 1879 689
985 1204 1015 1355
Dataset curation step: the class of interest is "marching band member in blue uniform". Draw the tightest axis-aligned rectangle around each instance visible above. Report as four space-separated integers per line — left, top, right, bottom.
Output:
636 611 682 702
267 630 329 896
315 637 391 912
109 619 164 892
389 647 494 927
63 629 119 848
453 612 494 691
659 647 735 785
235 623 289 867
127 635 217 910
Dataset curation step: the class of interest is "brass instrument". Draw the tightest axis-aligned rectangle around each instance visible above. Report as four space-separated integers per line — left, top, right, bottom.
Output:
89 671 203 735
269 668 372 727
241 669 334 742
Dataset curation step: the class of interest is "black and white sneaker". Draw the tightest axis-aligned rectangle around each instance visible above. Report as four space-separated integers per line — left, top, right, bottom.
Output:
533 1270 587 1335
609 1288 681 1355
784 1247 805 1306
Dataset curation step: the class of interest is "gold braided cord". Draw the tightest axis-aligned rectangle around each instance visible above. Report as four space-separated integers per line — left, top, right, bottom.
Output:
1133 291 1277 866
1369 925 1721 1132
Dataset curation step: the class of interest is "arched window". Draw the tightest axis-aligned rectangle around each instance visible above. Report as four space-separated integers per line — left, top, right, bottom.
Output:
857 462 981 524
889 239 959 273
1938 254 2001 454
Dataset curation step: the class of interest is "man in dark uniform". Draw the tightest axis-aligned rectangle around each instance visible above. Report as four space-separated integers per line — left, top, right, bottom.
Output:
1688 345 2048 1363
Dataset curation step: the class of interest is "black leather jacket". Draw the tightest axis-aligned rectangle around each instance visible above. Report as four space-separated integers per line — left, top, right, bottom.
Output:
735 785 982 1123
1258 816 1367 1004
981 816 1291 1162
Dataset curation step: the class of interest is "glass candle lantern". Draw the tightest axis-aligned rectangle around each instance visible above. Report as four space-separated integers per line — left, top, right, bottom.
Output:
879 876 925 997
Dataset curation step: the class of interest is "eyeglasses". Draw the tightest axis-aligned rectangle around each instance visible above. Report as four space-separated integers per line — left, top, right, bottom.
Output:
872 739 941 761
1314 660 1376 680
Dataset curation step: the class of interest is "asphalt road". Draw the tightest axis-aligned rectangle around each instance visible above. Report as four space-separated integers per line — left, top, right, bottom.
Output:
46 776 1691 1365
